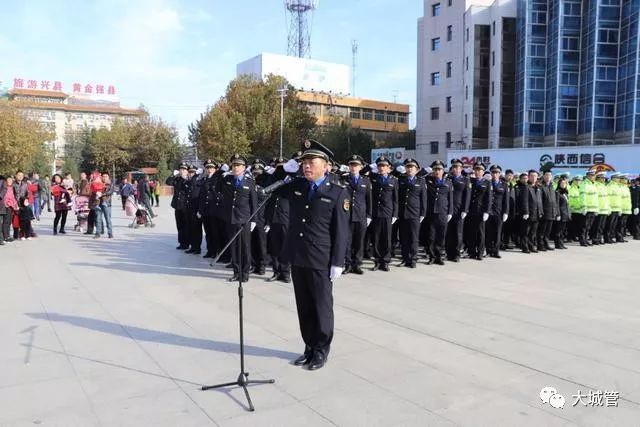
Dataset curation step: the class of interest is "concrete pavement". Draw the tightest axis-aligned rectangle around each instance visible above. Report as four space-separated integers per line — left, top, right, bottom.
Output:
1 198 640 426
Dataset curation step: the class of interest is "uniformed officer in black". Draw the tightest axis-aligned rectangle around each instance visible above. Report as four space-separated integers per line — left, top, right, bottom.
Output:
397 158 427 268
265 157 293 283
342 155 372 275
502 169 517 250
198 159 223 258
424 160 453 265
370 156 399 271
465 162 493 260
250 159 269 275
185 164 203 254
169 163 189 249
281 140 350 370
217 154 257 283
485 165 509 258
445 159 471 262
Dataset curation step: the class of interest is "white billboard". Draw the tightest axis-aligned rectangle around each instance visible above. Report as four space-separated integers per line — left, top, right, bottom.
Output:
237 53 350 95
447 145 640 174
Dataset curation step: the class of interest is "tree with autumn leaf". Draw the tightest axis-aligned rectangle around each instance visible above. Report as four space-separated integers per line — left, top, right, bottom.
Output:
0 101 54 175
189 74 316 161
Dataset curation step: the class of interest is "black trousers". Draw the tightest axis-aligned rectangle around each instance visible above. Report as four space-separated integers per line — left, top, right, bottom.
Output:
465 213 486 257
372 217 392 265
202 215 221 256
604 212 619 242
426 214 448 260
486 214 504 255
399 218 420 264
593 214 606 242
525 219 539 251
616 214 628 241
267 223 290 275
345 221 367 268
291 266 333 357
0 212 9 240
581 212 596 242
553 220 567 243
185 210 203 250
568 213 582 241
87 209 96 233
175 209 189 247
230 223 251 278
628 213 639 237
538 219 554 247
445 214 465 259
54 210 68 232
502 216 515 247
251 224 268 270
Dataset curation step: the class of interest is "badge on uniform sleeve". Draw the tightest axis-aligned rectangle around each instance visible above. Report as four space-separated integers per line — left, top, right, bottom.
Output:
343 198 350 211
468 183 472 189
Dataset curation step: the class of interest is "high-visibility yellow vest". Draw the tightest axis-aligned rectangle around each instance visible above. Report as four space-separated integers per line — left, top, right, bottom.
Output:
569 183 582 213
620 183 632 214
597 181 610 215
580 179 599 213
608 182 622 212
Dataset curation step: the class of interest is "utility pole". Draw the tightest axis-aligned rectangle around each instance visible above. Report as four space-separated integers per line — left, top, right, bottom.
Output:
277 87 287 158
351 39 358 96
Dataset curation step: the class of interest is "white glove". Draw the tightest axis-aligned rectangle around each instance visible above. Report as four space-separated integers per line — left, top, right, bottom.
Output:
396 165 406 174
446 214 452 222
250 222 256 232
523 214 529 220
196 212 202 219
482 213 489 222
366 217 372 227
221 163 229 172
420 216 425 223
284 159 299 173
329 266 343 282
264 225 270 233
223 171 232 177
556 215 561 221
391 217 397 225
634 208 639 215
265 166 275 175
502 213 508 223
369 163 378 174
461 212 467 220
173 170 179 176
580 208 587 215
339 164 349 173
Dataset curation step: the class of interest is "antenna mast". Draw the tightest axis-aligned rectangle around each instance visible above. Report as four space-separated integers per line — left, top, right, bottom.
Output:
351 39 358 96
285 0 317 58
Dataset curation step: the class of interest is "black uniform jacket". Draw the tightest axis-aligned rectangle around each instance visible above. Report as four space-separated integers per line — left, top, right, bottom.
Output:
426 176 453 216
217 174 257 225
370 173 399 219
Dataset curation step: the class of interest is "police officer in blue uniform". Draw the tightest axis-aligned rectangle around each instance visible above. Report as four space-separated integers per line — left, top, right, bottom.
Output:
217 155 257 283
342 155 372 275
250 159 269 275
425 160 453 265
445 159 471 262
198 159 223 258
397 158 427 268
265 157 293 283
485 165 509 258
370 156 399 271
169 163 190 249
282 140 350 370
465 162 493 260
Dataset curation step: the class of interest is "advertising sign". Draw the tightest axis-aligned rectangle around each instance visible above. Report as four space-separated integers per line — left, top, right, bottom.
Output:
371 147 406 164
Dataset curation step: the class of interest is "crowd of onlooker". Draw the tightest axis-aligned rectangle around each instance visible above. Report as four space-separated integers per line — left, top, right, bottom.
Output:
0 170 161 245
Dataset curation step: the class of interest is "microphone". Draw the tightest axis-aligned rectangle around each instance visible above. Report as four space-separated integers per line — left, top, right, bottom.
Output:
261 175 292 195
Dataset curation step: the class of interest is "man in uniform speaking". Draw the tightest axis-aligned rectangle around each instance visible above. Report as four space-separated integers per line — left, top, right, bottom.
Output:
282 140 350 371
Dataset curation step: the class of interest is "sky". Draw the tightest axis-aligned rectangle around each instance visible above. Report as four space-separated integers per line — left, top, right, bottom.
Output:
0 0 421 140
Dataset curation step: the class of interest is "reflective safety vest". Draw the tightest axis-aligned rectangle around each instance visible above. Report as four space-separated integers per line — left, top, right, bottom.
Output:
608 182 622 212
580 179 599 213
620 183 632 214
597 181 610 215
569 183 583 213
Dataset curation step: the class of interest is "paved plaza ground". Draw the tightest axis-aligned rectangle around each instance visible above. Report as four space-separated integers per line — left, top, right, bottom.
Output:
1 198 640 426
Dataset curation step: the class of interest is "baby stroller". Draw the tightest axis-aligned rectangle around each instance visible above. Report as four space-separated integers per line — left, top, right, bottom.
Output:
73 196 90 233
125 195 155 228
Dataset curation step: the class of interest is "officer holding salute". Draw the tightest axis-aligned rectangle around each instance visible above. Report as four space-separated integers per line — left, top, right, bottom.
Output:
445 159 471 262
424 160 453 265
465 162 493 260
217 154 257 283
282 140 350 371
342 155 372 275
397 158 427 268
369 156 399 271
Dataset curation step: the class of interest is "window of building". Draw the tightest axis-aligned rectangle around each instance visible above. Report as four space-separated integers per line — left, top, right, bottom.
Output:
492 51 495 66
465 85 468 99
490 111 494 127
466 27 469 42
465 56 469 70
398 113 408 124
529 43 546 57
447 25 453 41
561 37 579 51
563 2 580 16
431 72 441 86
375 111 385 121
448 0 452 6
491 81 494 96
431 37 440 51
430 141 439 154
386 112 396 122
362 109 373 120
492 21 495 36
432 3 441 16
446 132 452 147
446 96 452 112
528 109 544 123
446 61 452 77
465 113 468 128
431 107 440 120
350 109 361 119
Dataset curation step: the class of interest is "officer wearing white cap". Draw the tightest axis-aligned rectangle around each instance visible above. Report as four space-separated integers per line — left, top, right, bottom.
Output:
282 139 350 370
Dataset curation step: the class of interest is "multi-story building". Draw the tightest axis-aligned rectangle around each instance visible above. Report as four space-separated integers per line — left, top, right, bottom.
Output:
417 0 640 168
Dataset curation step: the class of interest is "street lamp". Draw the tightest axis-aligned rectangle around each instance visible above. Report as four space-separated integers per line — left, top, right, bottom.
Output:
277 86 287 158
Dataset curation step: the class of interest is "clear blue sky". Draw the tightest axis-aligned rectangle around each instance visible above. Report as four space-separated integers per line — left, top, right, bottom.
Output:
0 0 420 139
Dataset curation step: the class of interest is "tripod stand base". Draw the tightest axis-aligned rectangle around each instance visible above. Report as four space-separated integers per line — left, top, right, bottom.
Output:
201 372 275 412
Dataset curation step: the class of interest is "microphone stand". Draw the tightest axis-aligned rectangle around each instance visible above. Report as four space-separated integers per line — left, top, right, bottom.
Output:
201 187 278 412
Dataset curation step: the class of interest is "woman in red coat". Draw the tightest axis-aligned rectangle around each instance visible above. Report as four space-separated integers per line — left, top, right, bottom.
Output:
51 174 71 235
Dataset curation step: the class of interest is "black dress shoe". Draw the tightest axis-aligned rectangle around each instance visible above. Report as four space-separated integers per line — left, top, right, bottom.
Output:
202 253 214 259
307 353 325 371
522 248 530 253
451 257 460 262
490 253 502 259
191 250 201 255
176 245 188 250
371 263 379 271
425 258 434 265
475 255 483 261
343 266 351 275
380 264 390 271
434 259 445 265
255 268 266 276
278 274 291 283
351 266 364 275
225 263 233 269
228 274 239 282
293 353 311 366
408 263 417 268
267 273 279 282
